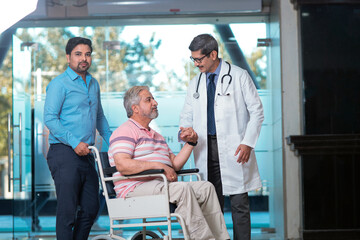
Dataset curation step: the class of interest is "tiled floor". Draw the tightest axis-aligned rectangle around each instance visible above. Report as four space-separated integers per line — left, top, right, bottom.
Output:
0 212 277 239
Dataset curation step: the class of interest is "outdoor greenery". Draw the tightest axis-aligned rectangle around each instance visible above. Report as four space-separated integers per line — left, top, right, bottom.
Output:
0 48 11 156
248 48 267 89
0 25 267 160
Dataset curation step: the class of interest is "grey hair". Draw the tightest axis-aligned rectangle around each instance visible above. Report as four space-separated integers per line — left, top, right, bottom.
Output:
124 86 149 118
188 34 218 55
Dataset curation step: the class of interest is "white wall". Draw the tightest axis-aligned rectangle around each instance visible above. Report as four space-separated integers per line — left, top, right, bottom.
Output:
279 0 303 239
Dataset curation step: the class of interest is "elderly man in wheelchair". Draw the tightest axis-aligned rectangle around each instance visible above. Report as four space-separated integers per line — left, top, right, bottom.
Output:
106 86 230 240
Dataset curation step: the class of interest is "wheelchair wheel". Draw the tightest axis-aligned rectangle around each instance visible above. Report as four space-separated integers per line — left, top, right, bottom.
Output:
131 230 160 240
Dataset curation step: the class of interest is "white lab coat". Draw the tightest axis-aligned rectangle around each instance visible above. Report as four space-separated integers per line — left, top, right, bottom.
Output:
180 59 264 195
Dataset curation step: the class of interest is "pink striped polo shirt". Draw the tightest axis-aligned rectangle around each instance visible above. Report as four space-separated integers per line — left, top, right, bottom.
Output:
108 118 173 198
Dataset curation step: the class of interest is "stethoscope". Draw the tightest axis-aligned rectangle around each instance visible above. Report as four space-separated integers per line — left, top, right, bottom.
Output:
193 61 232 99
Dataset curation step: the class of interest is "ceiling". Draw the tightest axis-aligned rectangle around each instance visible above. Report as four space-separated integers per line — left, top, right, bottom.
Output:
26 0 271 20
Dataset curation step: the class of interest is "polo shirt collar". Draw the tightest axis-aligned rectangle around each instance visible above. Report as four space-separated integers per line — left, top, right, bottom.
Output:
129 118 155 137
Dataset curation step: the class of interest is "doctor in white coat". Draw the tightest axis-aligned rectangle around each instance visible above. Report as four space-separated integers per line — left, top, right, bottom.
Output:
179 34 264 240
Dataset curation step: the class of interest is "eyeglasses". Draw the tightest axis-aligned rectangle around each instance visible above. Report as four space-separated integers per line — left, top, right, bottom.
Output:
190 51 212 63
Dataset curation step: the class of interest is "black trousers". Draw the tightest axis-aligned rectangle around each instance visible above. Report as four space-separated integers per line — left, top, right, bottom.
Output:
207 136 251 240
47 143 99 240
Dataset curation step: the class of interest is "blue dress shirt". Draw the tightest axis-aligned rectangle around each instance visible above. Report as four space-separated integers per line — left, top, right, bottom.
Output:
44 67 112 149
206 59 222 87
206 60 222 135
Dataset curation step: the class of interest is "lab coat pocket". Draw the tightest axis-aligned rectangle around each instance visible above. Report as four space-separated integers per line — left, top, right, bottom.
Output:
216 93 235 110
225 134 261 191
215 94 235 119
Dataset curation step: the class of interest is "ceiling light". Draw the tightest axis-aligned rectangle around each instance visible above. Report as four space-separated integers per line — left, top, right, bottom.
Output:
0 0 38 34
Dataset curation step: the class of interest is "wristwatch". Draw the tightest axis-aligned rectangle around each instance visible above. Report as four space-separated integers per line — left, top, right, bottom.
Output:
187 141 198 146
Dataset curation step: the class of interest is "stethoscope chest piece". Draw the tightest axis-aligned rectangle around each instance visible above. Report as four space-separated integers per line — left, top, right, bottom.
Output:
193 92 200 99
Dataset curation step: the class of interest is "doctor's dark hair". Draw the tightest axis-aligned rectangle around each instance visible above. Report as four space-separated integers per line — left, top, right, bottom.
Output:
189 34 218 55
124 86 150 118
65 37 93 55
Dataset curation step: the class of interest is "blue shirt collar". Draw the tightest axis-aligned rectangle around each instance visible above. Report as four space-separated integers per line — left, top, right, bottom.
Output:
65 66 93 84
206 58 222 79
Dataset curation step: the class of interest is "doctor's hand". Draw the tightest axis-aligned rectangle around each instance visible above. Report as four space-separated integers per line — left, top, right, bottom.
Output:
74 142 90 156
179 127 198 143
235 144 252 164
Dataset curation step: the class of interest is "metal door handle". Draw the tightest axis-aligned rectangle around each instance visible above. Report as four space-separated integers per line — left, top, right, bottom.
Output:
7 113 11 192
18 113 22 192
9 113 23 192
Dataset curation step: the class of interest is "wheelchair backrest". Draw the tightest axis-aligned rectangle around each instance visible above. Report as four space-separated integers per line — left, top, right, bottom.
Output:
99 152 117 198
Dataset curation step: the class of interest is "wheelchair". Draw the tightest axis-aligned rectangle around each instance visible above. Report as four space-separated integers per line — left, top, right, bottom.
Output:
89 146 201 240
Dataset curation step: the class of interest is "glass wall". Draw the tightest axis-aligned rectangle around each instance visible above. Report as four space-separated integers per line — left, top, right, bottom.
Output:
1 21 274 236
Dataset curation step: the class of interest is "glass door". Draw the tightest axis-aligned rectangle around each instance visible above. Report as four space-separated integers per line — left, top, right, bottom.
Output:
11 35 33 239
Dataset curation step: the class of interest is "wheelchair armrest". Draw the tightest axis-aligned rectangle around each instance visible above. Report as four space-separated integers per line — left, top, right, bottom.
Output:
176 168 199 175
124 168 198 177
124 169 165 177
104 166 200 180
176 168 201 181
103 167 165 177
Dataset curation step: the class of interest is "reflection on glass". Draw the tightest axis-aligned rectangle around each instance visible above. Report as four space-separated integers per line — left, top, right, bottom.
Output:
14 23 266 94
0 23 271 234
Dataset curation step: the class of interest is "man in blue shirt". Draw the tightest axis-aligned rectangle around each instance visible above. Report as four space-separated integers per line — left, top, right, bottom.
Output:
44 37 112 240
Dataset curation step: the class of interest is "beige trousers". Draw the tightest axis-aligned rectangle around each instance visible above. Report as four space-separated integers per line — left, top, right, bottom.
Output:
127 180 230 240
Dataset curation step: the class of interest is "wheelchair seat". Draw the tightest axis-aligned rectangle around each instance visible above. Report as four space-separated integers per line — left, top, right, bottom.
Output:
89 146 201 240
99 151 177 212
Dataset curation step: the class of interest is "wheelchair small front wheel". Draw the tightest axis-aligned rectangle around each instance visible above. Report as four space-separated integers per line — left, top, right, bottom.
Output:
131 230 160 240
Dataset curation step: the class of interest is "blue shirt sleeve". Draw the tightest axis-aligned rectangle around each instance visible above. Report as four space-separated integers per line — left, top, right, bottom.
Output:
96 88 112 145
44 79 81 149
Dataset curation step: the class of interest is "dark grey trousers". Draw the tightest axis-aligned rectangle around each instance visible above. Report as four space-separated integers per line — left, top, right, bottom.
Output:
47 143 99 240
207 135 251 240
